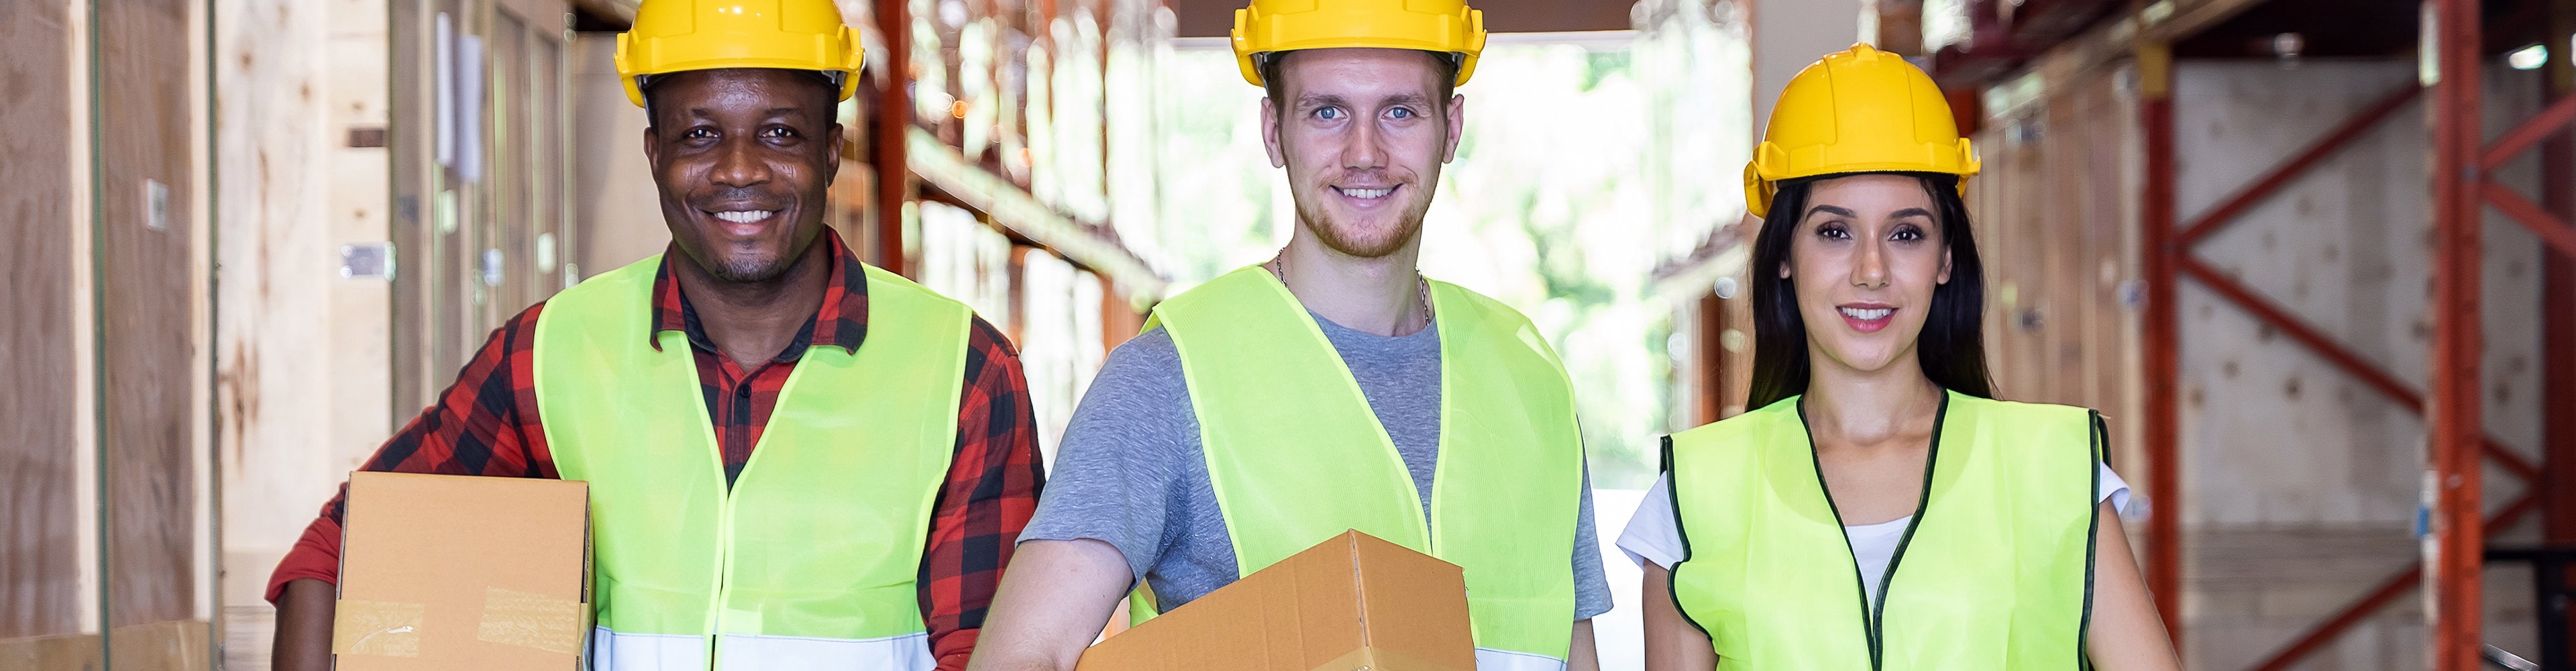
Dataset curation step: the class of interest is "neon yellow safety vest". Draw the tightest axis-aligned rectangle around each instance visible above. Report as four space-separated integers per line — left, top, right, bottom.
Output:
1665 391 2103 670
534 255 969 671
1147 266 1584 671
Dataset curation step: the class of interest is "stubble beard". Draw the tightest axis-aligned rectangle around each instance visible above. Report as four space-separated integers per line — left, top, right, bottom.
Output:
1292 185 1434 259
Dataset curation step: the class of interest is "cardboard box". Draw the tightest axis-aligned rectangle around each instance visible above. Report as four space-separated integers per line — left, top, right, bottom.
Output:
1073 530 1475 671
333 472 591 670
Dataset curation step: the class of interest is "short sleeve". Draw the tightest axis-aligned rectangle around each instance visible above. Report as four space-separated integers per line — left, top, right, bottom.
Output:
2100 464 2133 515
1615 474 1687 570
1018 329 1201 586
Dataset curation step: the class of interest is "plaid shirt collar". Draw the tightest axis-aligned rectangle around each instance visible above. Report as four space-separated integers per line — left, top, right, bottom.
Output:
648 228 870 362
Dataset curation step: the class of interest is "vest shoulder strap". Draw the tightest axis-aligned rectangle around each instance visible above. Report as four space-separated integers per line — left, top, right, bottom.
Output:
536 254 666 349
859 263 974 320
1666 396 1802 460
1939 395 2102 464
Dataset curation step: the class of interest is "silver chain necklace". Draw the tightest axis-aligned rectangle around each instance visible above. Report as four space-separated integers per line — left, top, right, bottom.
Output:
1271 252 1433 332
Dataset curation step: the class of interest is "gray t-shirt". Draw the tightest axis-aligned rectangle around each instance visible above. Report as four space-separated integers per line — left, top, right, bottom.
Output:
1023 314 1613 620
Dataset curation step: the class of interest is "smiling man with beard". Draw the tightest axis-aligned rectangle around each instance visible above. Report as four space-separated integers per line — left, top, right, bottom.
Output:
965 2 1604 670
264 2 1042 670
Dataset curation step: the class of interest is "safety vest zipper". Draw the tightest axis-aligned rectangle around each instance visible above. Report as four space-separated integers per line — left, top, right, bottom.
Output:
708 484 738 668
1798 394 1948 671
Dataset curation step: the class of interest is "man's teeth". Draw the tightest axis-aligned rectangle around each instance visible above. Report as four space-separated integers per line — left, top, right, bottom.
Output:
1338 187 1394 199
1839 307 1893 321
714 210 776 224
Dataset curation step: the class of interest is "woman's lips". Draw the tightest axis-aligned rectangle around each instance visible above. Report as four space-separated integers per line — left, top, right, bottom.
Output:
1838 305 1895 333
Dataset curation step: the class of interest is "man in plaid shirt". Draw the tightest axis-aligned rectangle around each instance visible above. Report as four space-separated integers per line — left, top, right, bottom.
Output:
268 3 1041 670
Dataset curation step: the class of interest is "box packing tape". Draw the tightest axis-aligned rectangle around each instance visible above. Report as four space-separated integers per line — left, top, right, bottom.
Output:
332 600 425 658
477 586 586 655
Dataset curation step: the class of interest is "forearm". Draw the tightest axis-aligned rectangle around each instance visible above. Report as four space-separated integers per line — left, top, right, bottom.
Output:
964 539 1130 671
272 578 336 671
1642 564 1717 671
1568 619 1600 671
2086 506 2182 671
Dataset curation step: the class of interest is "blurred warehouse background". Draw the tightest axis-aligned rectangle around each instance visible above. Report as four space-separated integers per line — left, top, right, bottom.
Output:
5 0 2575 669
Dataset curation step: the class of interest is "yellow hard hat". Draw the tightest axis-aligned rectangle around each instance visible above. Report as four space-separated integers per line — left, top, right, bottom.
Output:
614 0 867 108
1231 0 1487 87
1744 43 1978 219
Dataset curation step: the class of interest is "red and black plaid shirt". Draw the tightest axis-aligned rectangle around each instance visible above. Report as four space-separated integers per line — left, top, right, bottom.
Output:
268 230 1042 670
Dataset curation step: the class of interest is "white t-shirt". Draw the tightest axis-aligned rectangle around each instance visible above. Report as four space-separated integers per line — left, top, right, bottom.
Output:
1617 466 2132 599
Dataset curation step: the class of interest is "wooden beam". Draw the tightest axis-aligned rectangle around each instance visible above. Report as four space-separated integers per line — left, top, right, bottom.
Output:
97 0 207 627
2028 0 2279 112
906 128 1167 303
2139 0 2275 44
570 0 638 28
0 0 90 639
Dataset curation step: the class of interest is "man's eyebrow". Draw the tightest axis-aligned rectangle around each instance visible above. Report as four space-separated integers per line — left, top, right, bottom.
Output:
1295 93 1351 109
1380 93 1432 108
675 107 813 121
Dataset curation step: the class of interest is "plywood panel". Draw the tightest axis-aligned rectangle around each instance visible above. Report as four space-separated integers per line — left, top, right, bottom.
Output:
1970 112 2056 401
212 0 400 626
531 33 568 293
391 0 583 423
1990 61 2144 436
0 633 105 671
106 619 210 670
2068 70 2143 463
570 32 665 274
0 0 85 640
97 0 203 629
492 11 533 312
389 0 439 415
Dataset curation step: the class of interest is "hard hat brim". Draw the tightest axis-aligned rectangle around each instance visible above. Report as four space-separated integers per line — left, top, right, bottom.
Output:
1236 44 1479 87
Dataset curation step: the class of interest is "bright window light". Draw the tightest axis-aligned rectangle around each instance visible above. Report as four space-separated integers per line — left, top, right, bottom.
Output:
2512 44 2548 70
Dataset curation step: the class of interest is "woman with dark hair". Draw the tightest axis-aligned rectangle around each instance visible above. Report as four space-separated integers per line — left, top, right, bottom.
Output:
1617 44 2180 670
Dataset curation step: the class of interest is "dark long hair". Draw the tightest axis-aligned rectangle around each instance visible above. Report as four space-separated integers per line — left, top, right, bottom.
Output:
1743 172 1995 410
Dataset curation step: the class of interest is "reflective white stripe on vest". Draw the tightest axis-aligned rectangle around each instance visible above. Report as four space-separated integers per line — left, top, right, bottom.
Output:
1477 647 1568 671
590 627 934 671
592 627 703 671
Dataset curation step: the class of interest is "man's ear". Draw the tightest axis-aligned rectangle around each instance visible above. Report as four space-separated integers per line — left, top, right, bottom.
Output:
1442 94 1465 164
1261 98 1287 168
642 123 660 166
826 122 845 165
822 121 845 182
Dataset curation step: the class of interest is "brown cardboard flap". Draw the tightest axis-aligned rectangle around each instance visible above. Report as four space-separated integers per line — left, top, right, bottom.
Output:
1074 530 1474 671
1348 533 1474 662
